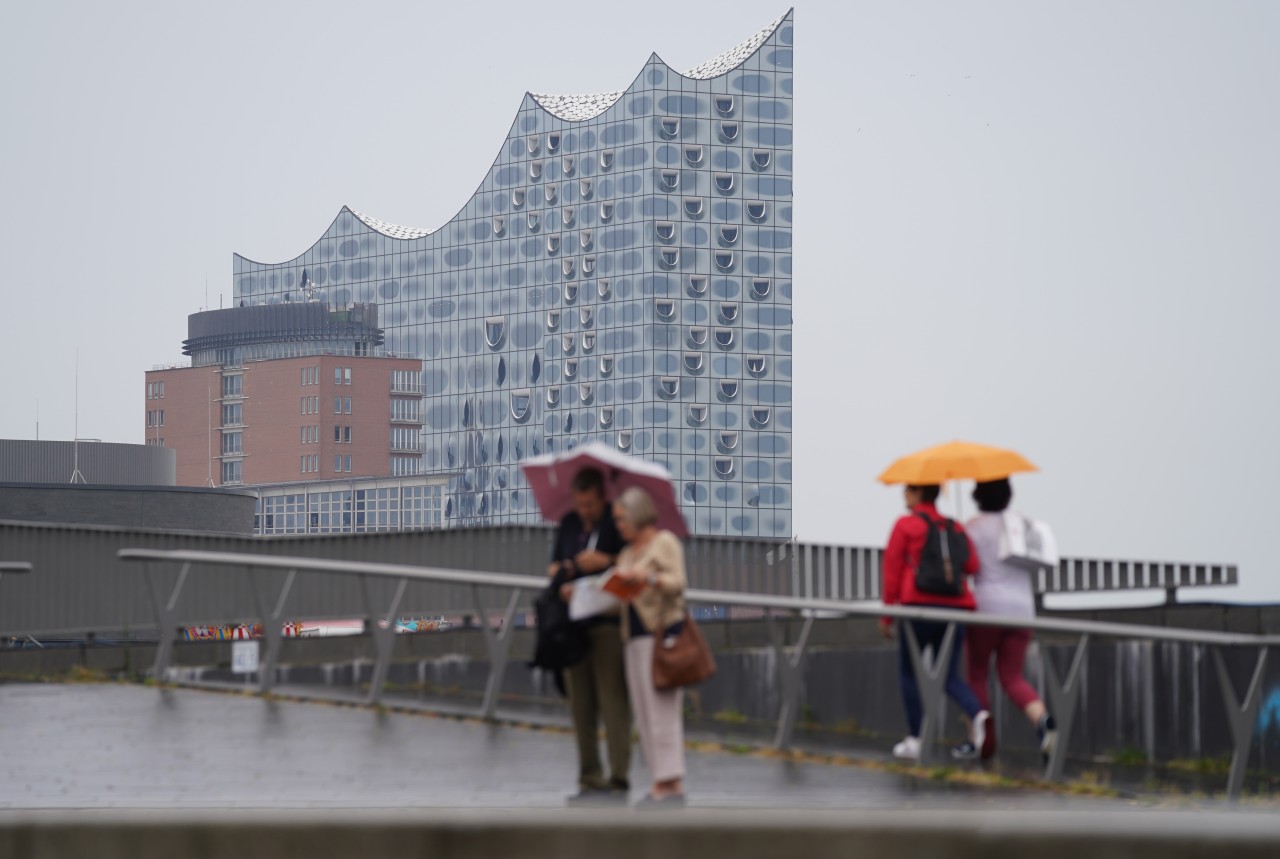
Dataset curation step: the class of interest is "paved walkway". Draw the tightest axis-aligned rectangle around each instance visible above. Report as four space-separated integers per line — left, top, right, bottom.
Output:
0 683 1260 812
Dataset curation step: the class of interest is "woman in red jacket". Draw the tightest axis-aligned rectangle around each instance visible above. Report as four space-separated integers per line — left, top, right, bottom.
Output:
881 484 994 761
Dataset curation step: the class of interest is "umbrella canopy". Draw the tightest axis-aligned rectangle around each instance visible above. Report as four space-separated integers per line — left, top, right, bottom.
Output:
520 442 689 537
877 440 1038 485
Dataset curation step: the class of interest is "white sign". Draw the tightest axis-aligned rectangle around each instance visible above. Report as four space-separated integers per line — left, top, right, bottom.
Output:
568 572 623 621
231 640 260 675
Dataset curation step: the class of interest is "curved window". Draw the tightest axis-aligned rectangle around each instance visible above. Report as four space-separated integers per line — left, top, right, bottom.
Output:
687 326 708 346
580 306 593 326
714 328 734 349
496 356 507 387
579 383 593 402
562 207 575 227
526 135 540 155
617 430 632 450
720 302 739 323
510 389 532 421
751 278 771 299
599 201 614 222
530 159 543 180
531 354 542 383
562 258 575 277
582 255 595 274
689 404 708 424
659 377 680 398
751 406 771 427
747 355 768 376
747 201 767 221
580 229 592 249
492 216 505 236
714 173 734 193
660 248 680 268
688 274 707 295
660 170 680 191
715 457 735 478
683 197 704 217
580 179 592 199
752 149 771 169
547 386 561 406
547 235 560 254
720 226 739 245
484 316 506 348
527 212 540 231
562 334 575 354
599 406 614 428
564 414 574 434
512 188 526 207
564 359 578 379
720 122 739 142
660 116 680 137
600 149 614 169
720 431 739 451
715 251 734 271
655 299 676 321
684 352 704 373
599 355 614 375
655 221 675 241
547 310 561 330
564 282 578 303
715 95 734 116
597 278 611 299
546 132 561 152
719 379 739 399
684 145 703 166
562 155 574 175
545 184 557 204
581 332 596 352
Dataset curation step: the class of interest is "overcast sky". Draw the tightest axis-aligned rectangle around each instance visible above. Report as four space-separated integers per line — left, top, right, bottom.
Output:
2 1 1276 603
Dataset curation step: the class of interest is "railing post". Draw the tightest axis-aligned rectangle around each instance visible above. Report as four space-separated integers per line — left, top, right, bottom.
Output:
1213 645 1268 801
1042 633 1089 781
361 575 407 705
473 585 522 720
903 620 957 767
144 561 189 682
766 611 815 749
248 566 296 694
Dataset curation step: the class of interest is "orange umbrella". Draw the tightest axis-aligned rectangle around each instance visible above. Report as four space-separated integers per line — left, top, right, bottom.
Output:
877 440 1037 485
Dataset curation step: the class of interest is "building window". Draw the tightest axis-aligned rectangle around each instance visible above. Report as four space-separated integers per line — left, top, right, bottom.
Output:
660 116 680 137
683 197 704 217
335 368 343 385
720 121 739 141
689 274 707 295
599 406 613 428
684 145 703 166
581 332 596 352
344 397 352 414
715 173 734 193
715 328 735 349
391 427 419 452
580 306 593 326
344 455 352 473
720 302 740 323
510 389 531 421
334 425 342 443
752 278 772 299
562 206 575 227
221 432 243 455
599 201 614 221
659 377 680 398
547 131 561 152
659 248 680 268
599 355 614 376
564 283 578 303
582 255 596 274
747 355 768 376
719 380 739 400
221 403 242 426
655 299 676 321
345 368 352 385
146 437 164 447
689 404 708 424
334 455 342 473
530 159 543 179
512 188 526 207
688 326 708 346
546 386 561 407
655 221 676 241
485 316 506 348
720 431 739 451
391 398 420 422
547 234 560 254
222 374 243 398
752 149 772 169
562 257 575 277
715 251 735 271
302 427 309 444
617 430 632 450
597 278 611 299
747 201 768 221
600 149 614 169
715 95 734 115
562 154 574 175
580 179 592 199
684 353 704 373
547 310 561 330
545 184 557 203
221 460 242 484
720 226 739 245
659 170 680 191
334 397 342 414
751 407 771 427
715 457 735 478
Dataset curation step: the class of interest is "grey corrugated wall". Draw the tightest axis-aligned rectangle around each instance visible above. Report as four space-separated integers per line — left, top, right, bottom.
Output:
0 440 175 485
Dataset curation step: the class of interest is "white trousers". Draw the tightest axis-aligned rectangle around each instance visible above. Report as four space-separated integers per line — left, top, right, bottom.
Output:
623 635 686 783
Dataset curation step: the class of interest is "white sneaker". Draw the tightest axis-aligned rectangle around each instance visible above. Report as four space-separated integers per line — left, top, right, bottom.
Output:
972 710 996 760
892 736 921 760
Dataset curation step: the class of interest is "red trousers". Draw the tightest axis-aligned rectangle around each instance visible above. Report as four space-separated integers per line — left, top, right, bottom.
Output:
966 626 1040 711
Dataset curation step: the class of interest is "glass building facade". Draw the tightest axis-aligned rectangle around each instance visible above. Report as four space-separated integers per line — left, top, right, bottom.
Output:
231 11 794 537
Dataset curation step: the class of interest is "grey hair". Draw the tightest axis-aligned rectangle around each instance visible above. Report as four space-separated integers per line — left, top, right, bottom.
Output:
613 486 658 529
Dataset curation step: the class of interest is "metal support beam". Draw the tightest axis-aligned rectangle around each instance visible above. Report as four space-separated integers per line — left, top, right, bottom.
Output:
247 567 296 694
474 586 522 721
766 612 815 749
1041 633 1089 781
1213 646 1269 800
144 561 189 682
361 576 407 705
903 620 957 767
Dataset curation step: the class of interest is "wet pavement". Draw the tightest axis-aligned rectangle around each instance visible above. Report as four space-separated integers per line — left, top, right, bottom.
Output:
0 683 1263 812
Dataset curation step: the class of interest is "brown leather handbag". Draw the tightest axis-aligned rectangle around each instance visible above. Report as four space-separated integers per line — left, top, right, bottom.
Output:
652 612 716 690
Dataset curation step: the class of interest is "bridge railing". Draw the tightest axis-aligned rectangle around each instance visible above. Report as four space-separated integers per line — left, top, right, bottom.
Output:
115 547 1273 800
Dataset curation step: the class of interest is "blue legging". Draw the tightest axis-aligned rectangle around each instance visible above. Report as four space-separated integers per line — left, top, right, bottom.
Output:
898 619 983 737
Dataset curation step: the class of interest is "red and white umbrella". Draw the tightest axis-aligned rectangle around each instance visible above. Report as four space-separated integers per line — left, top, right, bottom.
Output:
519 441 688 537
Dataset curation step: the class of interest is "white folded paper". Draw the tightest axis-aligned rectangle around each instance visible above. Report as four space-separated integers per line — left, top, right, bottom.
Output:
999 511 1059 573
568 572 623 621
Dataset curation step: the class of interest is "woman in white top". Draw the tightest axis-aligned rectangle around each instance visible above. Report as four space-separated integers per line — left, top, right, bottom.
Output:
965 478 1056 762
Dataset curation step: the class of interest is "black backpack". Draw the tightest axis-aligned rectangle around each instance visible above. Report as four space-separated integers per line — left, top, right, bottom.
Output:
913 513 970 597
529 570 588 680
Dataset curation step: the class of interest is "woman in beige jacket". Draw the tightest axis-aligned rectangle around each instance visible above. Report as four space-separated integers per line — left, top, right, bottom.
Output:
610 486 688 806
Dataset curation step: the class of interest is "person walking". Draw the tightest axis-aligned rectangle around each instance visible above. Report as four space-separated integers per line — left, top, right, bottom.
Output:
965 478 1057 763
610 486 689 806
550 467 631 803
881 483 995 761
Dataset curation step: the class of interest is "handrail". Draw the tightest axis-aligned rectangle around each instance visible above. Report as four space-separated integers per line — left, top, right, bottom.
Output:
0 562 33 575
116 547 1272 800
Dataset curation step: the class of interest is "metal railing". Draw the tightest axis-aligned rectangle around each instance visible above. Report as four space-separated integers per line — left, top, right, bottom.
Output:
116 547 1273 800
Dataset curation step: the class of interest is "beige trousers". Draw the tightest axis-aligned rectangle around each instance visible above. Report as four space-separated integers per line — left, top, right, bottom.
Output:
623 635 686 783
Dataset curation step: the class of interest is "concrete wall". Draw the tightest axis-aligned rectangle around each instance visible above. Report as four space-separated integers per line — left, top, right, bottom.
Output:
0 485 256 534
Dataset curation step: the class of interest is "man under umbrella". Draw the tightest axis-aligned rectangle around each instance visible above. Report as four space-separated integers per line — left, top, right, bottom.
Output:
549 467 631 803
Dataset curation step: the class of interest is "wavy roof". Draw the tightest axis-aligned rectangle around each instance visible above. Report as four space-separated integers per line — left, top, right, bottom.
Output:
349 208 435 240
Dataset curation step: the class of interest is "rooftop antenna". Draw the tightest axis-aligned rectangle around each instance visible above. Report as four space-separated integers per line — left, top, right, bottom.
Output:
35 399 39 441
70 349 86 483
